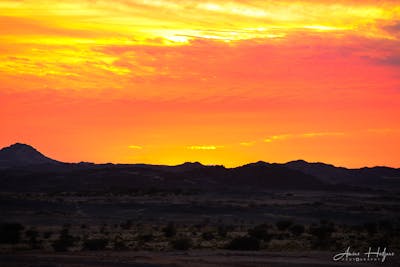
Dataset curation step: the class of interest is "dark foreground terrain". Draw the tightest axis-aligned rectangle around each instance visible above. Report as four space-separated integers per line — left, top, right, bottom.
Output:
1 143 399 266
1 190 399 266
3 250 399 267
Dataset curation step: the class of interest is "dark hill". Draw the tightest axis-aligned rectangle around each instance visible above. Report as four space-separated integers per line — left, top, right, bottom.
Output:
0 143 59 168
0 143 328 192
0 143 399 192
284 160 400 190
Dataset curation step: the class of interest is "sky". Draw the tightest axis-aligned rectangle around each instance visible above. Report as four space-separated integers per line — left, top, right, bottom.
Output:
1 0 400 167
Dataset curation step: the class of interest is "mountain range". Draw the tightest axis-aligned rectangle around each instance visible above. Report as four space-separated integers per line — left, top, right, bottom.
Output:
0 143 399 192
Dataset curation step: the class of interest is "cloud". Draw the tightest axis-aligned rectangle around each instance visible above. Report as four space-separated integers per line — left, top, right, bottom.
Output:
187 145 222 150
239 141 255 147
376 55 400 66
264 134 292 143
2 0 400 96
264 132 345 143
128 145 142 149
301 132 345 138
383 21 400 35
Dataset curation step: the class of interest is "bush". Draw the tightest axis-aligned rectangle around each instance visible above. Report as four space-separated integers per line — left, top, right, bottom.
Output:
309 223 336 249
26 228 41 248
276 220 293 231
170 237 192 250
114 240 128 250
138 233 154 242
83 238 109 251
201 231 215 241
226 236 260 251
217 225 232 238
52 238 73 252
0 223 24 244
43 231 53 239
248 224 271 241
25 228 39 238
52 228 75 252
309 224 334 239
163 222 177 238
120 220 133 230
289 224 305 236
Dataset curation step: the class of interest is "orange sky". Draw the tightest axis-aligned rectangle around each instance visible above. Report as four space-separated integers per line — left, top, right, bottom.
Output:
1 0 400 167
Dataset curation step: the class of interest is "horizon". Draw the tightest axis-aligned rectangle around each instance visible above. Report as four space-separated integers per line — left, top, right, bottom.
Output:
1 142 398 169
1 1 399 168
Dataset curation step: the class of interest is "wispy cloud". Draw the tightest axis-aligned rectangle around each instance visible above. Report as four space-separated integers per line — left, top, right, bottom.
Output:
301 132 345 138
128 145 143 149
187 145 223 150
239 141 255 147
264 132 345 143
264 134 292 143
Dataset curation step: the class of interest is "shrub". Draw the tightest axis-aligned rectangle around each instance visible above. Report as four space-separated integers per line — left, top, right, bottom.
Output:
26 228 41 248
113 235 128 250
25 228 39 238
201 231 215 241
289 224 305 237
138 233 154 242
120 220 133 230
226 236 260 251
309 223 336 249
0 223 24 244
83 238 109 251
217 225 231 238
248 224 271 241
162 222 177 238
52 238 73 252
114 240 128 250
43 231 53 239
52 228 75 252
309 224 334 239
170 237 192 250
276 220 293 231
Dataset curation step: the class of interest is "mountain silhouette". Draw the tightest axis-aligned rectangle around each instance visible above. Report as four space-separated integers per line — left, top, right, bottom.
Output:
284 159 400 188
0 143 399 192
0 143 58 167
284 160 350 184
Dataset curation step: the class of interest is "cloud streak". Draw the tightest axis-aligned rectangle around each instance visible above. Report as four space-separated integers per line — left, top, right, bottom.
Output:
264 132 346 143
128 145 143 149
187 145 223 150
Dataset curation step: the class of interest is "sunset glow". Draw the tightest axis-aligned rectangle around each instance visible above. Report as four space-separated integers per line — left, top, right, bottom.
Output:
1 0 400 167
